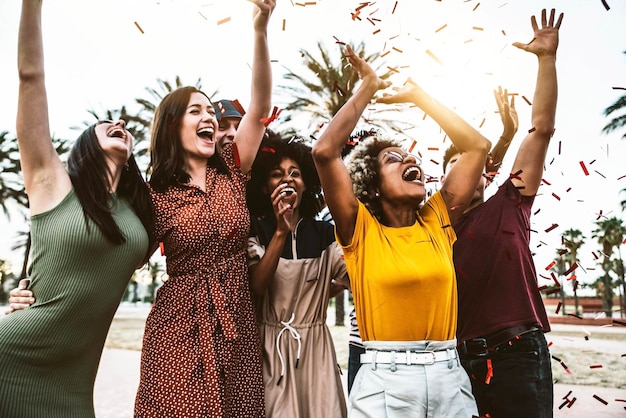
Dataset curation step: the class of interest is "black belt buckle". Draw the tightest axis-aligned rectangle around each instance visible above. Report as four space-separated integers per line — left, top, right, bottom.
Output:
460 338 488 356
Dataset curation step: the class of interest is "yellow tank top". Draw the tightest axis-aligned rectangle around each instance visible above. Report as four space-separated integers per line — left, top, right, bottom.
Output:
339 192 457 342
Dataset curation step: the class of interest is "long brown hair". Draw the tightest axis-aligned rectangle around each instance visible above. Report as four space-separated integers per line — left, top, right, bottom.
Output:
148 86 228 191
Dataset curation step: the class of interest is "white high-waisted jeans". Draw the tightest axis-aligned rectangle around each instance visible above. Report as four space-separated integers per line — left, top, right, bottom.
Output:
349 339 477 418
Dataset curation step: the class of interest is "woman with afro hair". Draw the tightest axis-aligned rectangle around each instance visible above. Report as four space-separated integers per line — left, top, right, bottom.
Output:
246 129 349 418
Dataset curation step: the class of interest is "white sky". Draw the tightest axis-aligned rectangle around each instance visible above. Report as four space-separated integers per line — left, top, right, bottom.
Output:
0 0 625 295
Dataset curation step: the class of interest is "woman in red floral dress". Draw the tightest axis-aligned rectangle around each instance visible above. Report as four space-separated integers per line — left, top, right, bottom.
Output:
134 1 276 416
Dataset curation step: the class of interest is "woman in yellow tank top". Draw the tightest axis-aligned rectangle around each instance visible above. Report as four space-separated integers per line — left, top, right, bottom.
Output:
312 44 491 417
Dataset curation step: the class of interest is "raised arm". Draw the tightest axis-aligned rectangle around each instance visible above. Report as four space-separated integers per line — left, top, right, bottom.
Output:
312 45 390 245
486 86 518 181
17 0 71 215
510 8 563 196
233 0 275 173
377 80 491 224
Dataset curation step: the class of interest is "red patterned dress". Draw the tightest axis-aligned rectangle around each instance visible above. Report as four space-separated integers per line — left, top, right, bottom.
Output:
135 144 264 417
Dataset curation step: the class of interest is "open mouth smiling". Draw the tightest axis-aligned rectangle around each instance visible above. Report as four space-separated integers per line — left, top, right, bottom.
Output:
197 127 214 142
402 166 423 182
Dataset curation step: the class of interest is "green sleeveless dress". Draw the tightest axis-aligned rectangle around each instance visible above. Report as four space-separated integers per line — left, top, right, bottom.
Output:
0 189 148 418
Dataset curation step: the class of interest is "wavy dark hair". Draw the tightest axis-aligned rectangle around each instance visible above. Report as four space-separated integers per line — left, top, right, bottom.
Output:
247 129 325 220
67 124 154 257
344 133 402 222
148 86 228 191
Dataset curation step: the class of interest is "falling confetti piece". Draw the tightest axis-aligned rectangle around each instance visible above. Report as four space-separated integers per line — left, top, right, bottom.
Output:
593 394 608 405
522 96 532 105
600 0 610 11
134 21 145 34
590 365 603 369
579 161 589 175
426 49 443 64
217 16 231 25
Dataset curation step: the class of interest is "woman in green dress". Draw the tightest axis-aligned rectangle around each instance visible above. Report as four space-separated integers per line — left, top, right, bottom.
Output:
0 1 153 417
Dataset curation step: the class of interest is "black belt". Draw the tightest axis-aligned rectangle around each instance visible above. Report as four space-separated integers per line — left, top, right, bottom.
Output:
457 323 539 356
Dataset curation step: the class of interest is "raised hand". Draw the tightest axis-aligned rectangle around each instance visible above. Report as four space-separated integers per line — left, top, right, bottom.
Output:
344 45 391 91
494 86 518 142
250 0 276 32
513 8 563 58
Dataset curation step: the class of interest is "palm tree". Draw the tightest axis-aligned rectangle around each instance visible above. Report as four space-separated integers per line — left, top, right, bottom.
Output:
0 131 29 219
602 51 626 140
551 250 568 316
81 76 212 174
562 229 585 316
592 217 626 317
277 40 414 140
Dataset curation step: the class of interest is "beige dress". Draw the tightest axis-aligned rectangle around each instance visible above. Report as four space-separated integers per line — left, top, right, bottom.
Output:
248 217 348 418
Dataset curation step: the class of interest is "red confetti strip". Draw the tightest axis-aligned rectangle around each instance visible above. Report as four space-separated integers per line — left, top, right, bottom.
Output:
555 302 562 314
551 193 560 201
564 262 578 275
545 223 558 233
567 398 577 408
485 359 493 384
545 261 556 270
217 17 231 25
159 242 165 256
261 146 275 153
579 161 589 175
260 106 282 127
590 365 603 369
408 140 417 153
373 29 381 35
134 21 145 34
593 394 608 405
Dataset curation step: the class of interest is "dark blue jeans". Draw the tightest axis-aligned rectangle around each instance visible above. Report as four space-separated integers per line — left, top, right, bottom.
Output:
460 330 553 418
347 344 365 394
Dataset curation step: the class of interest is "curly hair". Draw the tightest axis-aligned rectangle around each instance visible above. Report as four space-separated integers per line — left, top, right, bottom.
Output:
247 129 325 220
344 133 402 222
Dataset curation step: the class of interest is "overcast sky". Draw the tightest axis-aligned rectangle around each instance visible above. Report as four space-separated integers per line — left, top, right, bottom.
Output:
0 0 625 294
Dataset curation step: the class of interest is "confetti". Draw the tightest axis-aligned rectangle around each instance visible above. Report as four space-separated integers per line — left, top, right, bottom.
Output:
435 24 447 33
551 193 560 201
545 223 558 233
579 161 589 175
600 0 610 11
545 260 556 270
392 1 398 14
426 49 443 64
593 394 608 405
134 21 145 34
555 302 562 314
472 26 484 31
217 17 231 25
159 242 165 256
472 3 480 11
522 96 532 105
590 365 603 369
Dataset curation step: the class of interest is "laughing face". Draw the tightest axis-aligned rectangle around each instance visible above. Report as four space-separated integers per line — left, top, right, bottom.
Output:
179 92 219 162
265 157 306 210
377 146 425 203
95 119 133 163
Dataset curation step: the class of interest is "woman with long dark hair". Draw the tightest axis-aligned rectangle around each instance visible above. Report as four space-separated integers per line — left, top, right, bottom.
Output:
0 1 153 417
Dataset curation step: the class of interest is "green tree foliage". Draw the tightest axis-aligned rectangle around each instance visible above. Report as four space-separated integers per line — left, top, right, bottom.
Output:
277 41 415 140
592 217 626 317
